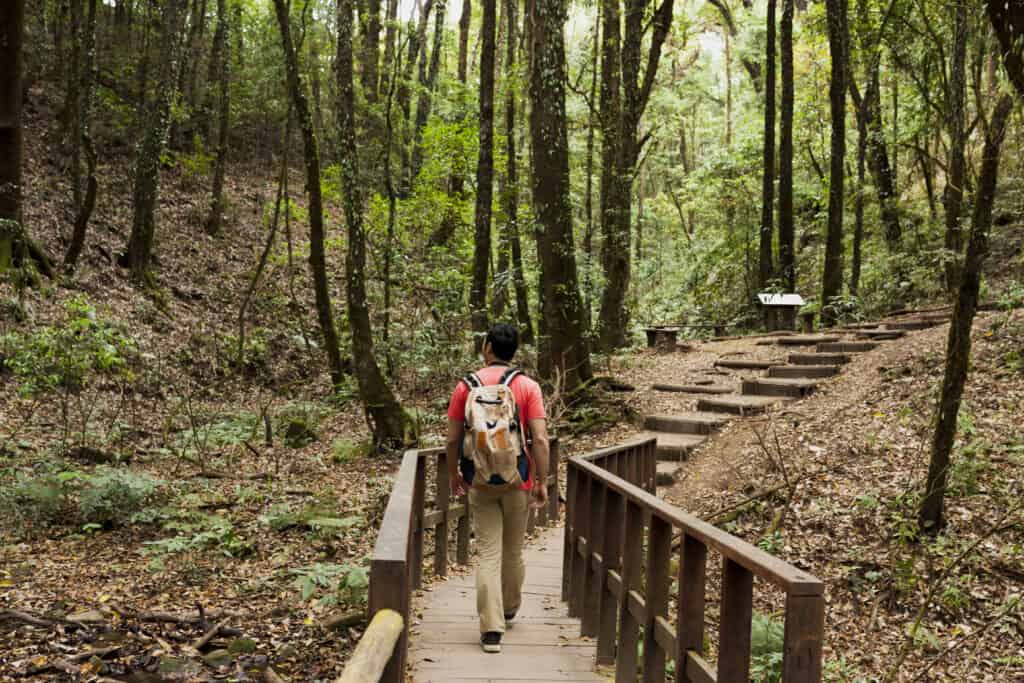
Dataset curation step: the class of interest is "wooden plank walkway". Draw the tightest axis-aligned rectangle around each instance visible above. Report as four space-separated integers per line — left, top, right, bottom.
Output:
407 525 604 682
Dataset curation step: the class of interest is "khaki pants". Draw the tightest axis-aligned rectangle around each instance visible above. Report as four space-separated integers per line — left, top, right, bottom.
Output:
468 486 529 634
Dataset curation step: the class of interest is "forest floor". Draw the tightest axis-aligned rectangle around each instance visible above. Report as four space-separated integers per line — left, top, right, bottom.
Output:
602 313 1024 681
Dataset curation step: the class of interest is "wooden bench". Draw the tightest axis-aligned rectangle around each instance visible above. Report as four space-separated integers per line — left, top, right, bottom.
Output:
643 326 680 350
564 437 825 682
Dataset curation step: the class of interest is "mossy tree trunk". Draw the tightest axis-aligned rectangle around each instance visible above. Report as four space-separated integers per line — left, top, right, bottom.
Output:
758 0 776 291
942 5 968 294
63 0 98 271
820 0 847 325
204 0 230 236
528 0 593 393
271 0 347 389
0 0 25 275
338 0 410 449
918 94 1013 535
470 0 497 337
777 0 795 291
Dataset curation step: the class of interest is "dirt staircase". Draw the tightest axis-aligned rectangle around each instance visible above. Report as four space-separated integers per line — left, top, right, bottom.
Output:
646 315 950 486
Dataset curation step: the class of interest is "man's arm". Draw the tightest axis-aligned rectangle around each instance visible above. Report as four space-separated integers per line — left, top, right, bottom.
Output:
528 417 550 507
446 419 467 496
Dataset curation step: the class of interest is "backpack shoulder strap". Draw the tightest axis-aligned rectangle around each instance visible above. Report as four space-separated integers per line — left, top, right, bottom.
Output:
462 373 483 390
499 367 522 387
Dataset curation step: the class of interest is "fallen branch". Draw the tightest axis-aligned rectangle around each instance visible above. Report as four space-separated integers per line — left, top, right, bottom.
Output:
911 599 1020 681
191 617 231 651
0 609 56 628
67 646 121 663
323 610 366 630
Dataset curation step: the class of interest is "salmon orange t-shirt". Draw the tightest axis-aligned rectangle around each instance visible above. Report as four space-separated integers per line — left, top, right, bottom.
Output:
447 365 546 489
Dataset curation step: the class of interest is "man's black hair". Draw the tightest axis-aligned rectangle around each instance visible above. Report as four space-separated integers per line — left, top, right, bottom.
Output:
486 323 519 361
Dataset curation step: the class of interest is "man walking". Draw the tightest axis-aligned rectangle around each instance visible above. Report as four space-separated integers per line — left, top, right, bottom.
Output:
446 323 550 653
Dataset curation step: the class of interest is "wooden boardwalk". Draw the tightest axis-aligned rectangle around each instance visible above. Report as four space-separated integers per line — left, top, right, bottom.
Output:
407 525 604 682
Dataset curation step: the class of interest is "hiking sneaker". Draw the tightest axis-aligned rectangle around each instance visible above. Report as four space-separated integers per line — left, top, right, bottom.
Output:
504 609 518 623
481 631 502 653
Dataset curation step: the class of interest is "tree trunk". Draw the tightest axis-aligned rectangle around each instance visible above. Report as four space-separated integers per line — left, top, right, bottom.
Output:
724 30 733 147
271 0 347 389
66 0 82 214
458 0 471 83
361 0 382 102
398 0 433 193
528 0 592 392
918 94 1013 535
596 0 623 349
942 5 968 294
380 0 399 95
861 68 901 251
758 0 776 290
470 0 497 336
63 0 98 270
820 0 847 325
582 8 599 334
410 0 445 184
0 0 25 274
987 0 1024 97
777 0 795 291
597 0 673 350
338 0 410 449
204 0 229 236
706 0 762 93
850 105 866 296
124 0 186 283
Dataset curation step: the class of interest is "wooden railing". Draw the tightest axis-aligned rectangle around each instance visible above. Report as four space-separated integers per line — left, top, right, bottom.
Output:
564 437 824 683
364 439 561 682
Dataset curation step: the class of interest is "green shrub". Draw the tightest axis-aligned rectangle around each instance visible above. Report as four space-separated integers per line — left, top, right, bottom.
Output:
290 562 369 607
77 467 163 526
750 612 785 683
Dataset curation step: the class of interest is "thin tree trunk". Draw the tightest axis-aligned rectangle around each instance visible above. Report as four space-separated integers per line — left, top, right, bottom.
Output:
67 0 82 214
850 106 866 296
943 5 968 294
724 30 733 148
410 0 445 184
361 0 382 102
758 0 776 290
918 94 1013 535
458 0 472 83
271 0 347 388
381 0 399 95
596 0 622 349
204 0 229 236
820 0 847 325
398 0 433 192
778 0 795 291
337 0 410 449
63 0 98 270
0 0 25 274
470 0 498 336
581 7 599 334
124 0 186 283
528 0 592 392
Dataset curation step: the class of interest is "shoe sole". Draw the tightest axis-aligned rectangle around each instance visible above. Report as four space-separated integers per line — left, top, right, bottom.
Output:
482 644 501 653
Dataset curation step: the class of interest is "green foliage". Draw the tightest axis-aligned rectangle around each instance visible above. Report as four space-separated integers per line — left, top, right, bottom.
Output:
258 494 364 536
141 511 252 561
290 562 369 607
76 467 164 526
178 134 215 184
750 611 785 683
330 438 371 464
0 297 135 397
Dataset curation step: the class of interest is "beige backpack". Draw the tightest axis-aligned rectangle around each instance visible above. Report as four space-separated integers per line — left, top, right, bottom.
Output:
461 368 526 488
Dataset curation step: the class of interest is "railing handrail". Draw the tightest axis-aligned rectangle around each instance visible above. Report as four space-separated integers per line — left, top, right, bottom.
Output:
570 454 822 595
371 449 420 564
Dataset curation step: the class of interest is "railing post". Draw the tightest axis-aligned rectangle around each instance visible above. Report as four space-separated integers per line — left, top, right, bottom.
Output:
781 593 825 683
718 558 754 683
562 463 576 604
597 488 624 665
570 469 590 619
411 455 426 590
369 559 408 683
434 452 450 577
643 515 671 683
581 475 604 637
645 440 657 494
615 500 644 682
677 534 708 670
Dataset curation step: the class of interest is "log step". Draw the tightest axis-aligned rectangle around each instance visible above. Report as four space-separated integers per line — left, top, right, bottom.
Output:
789 352 851 365
651 383 733 394
714 358 779 370
767 364 840 379
742 377 818 398
883 319 943 331
857 328 906 340
656 462 683 487
643 412 730 435
775 335 842 346
640 432 708 461
696 395 782 416
816 341 878 353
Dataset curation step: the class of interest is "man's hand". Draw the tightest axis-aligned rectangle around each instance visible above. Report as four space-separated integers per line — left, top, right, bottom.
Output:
530 478 549 509
450 472 468 497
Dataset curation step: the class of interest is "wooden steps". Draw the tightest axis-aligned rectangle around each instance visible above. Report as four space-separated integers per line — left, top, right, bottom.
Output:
742 377 818 398
640 431 708 461
644 412 729 435
768 364 839 379
789 352 851 365
651 383 733 394
857 328 905 340
776 334 842 346
817 341 878 353
697 395 782 415
714 358 779 370
883 319 944 330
